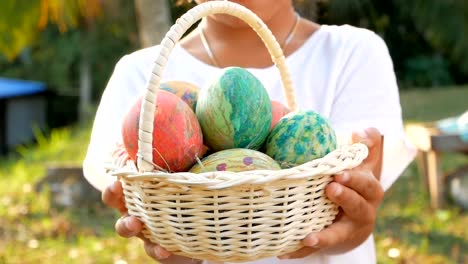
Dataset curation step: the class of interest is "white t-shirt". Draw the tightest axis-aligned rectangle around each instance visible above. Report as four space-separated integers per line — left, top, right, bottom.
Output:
83 24 416 264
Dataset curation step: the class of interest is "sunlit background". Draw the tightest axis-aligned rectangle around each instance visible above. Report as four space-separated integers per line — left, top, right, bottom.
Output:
0 0 467 263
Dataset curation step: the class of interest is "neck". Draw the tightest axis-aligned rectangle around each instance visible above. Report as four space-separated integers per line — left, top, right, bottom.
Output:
202 8 297 50
180 3 306 68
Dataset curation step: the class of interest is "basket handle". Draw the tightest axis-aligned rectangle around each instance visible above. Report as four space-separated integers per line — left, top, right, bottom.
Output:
137 1 297 172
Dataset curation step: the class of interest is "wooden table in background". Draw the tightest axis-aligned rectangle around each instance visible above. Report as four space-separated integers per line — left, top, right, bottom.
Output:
405 123 468 209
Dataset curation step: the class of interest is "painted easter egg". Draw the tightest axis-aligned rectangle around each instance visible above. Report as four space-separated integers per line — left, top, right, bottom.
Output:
196 67 272 151
270 100 291 130
189 148 281 173
122 90 205 172
265 110 337 168
160 80 200 111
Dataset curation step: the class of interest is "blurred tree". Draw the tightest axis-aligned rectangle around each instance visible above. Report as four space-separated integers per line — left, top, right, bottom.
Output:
0 0 172 123
0 1 40 61
0 0 103 122
294 0 318 21
395 0 468 84
134 0 172 48
0 1 176 126
0 0 102 61
314 0 468 87
0 0 174 120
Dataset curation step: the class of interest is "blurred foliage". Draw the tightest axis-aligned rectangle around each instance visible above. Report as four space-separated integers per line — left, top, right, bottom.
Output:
0 0 102 61
35 0 102 32
313 0 468 88
0 1 41 61
399 1 468 76
403 55 454 88
0 0 138 99
0 0 192 102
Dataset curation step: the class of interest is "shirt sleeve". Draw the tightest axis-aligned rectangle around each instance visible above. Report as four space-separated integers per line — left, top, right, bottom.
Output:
82 55 146 192
328 30 417 191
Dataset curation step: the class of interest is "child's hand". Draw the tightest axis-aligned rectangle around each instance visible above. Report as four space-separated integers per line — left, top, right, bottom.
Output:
101 181 172 260
278 128 384 259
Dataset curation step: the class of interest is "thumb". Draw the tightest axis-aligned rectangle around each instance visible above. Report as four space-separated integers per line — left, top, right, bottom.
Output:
352 127 383 179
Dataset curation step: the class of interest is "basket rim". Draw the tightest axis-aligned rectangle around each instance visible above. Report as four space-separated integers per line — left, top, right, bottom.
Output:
111 143 368 190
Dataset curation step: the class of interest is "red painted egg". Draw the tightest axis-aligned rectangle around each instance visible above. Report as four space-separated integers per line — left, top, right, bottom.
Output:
122 91 205 172
270 100 291 130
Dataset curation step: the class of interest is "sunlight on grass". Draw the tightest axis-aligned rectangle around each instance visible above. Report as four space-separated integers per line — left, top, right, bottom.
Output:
0 124 157 262
375 162 468 264
400 85 468 122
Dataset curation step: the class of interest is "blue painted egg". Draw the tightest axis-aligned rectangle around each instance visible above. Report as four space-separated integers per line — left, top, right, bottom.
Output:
265 110 337 168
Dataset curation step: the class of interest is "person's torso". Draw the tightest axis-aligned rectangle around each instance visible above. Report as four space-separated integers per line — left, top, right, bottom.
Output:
119 24 379 264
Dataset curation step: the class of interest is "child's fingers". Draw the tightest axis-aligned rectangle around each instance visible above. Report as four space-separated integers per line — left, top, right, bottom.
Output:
101 181 127 214
334 169 384 203
352 127 383 178
115 215 142 238
144 242 171 260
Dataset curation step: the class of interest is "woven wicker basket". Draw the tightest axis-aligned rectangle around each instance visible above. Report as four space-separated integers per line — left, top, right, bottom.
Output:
112 1 368 262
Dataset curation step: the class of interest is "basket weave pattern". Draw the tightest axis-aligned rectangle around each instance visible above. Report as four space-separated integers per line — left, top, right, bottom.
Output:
113 1 369 262
116 143 367 262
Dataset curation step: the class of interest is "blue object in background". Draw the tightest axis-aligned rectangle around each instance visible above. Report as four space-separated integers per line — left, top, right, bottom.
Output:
436 110 468 142
0 77 47 154
0 77 46 99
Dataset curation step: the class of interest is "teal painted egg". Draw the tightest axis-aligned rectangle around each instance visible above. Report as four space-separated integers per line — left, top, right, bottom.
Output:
265 110 337 168
160 80 200 111
196 67 272 151
189 148 281 173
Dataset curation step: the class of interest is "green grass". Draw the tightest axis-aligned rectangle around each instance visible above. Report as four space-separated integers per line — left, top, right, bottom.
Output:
400 86 468 122
0 86 467 263
0 124 154 263
375 164 468 264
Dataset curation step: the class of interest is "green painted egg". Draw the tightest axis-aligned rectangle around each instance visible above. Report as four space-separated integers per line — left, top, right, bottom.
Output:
189 148 281 173
265 110 337 168
196 67 272 151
